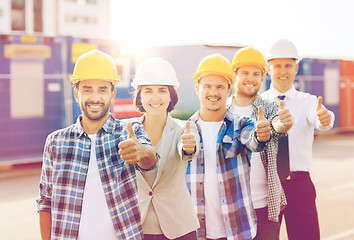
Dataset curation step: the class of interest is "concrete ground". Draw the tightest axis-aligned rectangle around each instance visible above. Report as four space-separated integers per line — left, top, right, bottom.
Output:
0 133 353 240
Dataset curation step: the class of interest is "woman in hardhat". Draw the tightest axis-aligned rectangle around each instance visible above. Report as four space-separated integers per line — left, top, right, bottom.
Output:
130 57 200 240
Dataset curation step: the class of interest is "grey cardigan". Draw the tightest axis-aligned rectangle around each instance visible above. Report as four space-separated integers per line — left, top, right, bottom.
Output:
134 114 200 238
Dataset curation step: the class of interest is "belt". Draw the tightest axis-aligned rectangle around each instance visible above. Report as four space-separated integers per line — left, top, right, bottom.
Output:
286 171 309 181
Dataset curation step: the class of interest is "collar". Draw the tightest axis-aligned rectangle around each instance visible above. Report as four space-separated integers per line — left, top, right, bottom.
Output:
73 113 117 138
140 113 174 131
268 84 297 100
190 109 233 129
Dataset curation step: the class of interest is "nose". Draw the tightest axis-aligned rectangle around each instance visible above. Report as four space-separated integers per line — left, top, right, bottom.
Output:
209 86 219 95
280 66 287 75
90 91 102 102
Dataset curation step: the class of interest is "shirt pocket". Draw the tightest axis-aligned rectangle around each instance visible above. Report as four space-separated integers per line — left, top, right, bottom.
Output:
222 135 240 159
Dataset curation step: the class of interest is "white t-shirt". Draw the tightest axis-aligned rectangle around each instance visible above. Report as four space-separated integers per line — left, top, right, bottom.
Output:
198 119 226 239
230 103 268 209
78 134 116 240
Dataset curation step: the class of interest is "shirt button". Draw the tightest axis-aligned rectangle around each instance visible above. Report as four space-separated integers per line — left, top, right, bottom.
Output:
86 145 89 148
149 191 153 196
82 166 87 170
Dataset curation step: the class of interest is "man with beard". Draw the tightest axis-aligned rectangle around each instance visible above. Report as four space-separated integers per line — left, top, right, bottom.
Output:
186 54 271 240
37 50 157 240
229 47 293 240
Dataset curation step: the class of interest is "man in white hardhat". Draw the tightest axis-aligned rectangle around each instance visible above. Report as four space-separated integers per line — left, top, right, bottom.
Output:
37 50 157 240
262 39 335 240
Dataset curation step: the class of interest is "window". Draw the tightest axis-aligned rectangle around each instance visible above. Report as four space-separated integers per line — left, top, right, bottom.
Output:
33 0 43 32
11 0 25 31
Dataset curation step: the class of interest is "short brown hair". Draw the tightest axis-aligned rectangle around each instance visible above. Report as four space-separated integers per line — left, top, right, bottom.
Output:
133 86 178 113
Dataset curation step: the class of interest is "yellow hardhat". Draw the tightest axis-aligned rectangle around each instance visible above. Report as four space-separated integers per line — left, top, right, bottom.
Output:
232 47 266 74
70 50 120 85
193 54 235 86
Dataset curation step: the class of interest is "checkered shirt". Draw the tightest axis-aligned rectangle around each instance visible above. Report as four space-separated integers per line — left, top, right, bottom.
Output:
248 96 287 222
186 109 268 240
37 114 152 240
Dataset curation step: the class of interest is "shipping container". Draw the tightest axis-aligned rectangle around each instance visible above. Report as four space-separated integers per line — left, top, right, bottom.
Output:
0 34 141 165
340 60 354 129
299 59 341 128
0 34 66 164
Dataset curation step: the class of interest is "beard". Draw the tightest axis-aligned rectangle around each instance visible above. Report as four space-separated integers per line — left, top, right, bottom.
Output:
238 90 258 99
81 101 110 121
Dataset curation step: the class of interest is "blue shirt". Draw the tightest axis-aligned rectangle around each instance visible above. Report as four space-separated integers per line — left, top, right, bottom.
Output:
37 114 153 240
187 110 268 240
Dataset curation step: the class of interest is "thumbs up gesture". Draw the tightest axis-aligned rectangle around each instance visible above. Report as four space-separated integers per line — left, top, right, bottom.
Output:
118 121 142 164
181 121 196 155
316 96 331 126
256 106 271 142
277 100 294 130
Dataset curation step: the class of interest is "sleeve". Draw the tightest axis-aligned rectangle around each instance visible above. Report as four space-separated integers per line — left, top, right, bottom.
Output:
177 120 200 161
130 121 159 172
239 116 269 152
36 135 53 213
131 121 152 146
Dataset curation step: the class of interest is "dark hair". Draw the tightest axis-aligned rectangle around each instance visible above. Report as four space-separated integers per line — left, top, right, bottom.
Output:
133 85 178 113
75 81 114 91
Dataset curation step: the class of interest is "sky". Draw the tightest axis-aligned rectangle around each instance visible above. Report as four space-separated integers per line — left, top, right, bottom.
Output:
111 0 354 60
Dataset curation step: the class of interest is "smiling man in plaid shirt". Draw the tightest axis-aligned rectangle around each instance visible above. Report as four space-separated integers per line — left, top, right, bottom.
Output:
229 47 294 240
37 50 157 240
187 54 271 240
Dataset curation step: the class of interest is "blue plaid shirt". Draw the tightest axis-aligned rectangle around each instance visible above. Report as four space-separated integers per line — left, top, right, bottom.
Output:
187 110 269 240
37 114 153 240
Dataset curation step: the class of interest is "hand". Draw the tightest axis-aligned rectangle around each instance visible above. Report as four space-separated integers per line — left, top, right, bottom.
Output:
277 100 294 130
181 121 196 154
256 105 271 142
316 96 331 126
118 122 143 164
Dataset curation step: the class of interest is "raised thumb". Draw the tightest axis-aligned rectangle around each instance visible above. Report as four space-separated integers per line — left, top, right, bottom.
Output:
258 105 264 121
279 100 284 110
126 121 136 138
184 121 191 134
317 96 323 112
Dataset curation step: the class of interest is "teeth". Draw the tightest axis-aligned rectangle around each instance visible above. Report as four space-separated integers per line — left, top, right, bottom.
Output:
245 84 254 88
88 105 101 109
150 104 161 108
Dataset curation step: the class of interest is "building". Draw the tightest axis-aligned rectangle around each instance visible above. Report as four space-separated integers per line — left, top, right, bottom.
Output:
0 0 111 39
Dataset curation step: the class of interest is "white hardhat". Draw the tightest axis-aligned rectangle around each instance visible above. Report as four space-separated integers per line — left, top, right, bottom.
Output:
132 57 179 89
265 39 301 63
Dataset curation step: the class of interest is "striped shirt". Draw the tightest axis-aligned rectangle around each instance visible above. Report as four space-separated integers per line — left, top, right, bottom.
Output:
37 114 153 240
231 95 287 222
187 110 268 240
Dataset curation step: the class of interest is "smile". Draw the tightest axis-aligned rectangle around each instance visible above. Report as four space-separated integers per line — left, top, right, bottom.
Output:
207 97 220 102
87 103 104 110
150 104 163 108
